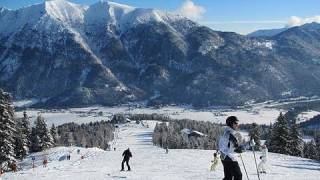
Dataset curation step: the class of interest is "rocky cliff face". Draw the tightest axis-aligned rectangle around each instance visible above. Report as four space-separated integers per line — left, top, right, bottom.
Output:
1 0 320 107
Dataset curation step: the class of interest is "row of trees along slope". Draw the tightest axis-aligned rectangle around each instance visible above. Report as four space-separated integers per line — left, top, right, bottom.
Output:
0 89 115 171
150 111 320 161
0 89 55 170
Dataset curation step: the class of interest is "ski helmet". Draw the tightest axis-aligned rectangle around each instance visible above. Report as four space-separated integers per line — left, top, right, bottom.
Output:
226 116 239 127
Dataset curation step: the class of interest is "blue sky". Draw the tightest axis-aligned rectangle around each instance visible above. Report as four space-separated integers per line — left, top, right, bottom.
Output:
1 0 320 34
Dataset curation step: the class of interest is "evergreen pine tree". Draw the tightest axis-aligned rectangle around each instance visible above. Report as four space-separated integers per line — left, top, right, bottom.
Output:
30 127 40 152
303 142 308 158
62 132 74 146
265 122 273 148
14 132 24 159
50 124 58 146
0 89 16 165
34 115 53 151
14 121 27 159
269 113 291 155
22 111 31 147
14 111 31 159
314 132 320 160
289 119 304 157
248 122 261 150
304 140 318 159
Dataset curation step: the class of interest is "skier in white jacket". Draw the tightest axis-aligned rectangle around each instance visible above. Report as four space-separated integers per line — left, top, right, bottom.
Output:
219 116 246 180
258 144 268 173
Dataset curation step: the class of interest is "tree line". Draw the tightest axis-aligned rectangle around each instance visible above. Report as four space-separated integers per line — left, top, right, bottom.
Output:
300 114 320 130
0 89 56 170
56 121 114 150
248 112 320 161
149 109 320 161
129 113 171 122
153 119 223 150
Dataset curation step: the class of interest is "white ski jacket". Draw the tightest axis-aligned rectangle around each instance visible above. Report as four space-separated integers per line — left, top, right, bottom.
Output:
218 126 241 161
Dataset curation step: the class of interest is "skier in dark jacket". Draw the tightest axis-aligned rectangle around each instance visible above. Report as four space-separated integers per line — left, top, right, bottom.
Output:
219 116 246 180
121 148 132 171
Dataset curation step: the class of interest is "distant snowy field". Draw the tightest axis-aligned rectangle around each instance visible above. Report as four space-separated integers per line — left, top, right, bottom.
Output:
3 121 320 180
13 100 320 126
14 105 284 126
297 110 320 123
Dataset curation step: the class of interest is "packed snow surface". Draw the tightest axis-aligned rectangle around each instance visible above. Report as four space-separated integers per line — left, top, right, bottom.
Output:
3 121 320 180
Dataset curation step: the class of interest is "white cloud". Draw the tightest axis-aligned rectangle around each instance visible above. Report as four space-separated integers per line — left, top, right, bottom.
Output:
175 0 205 21
286 15 320 27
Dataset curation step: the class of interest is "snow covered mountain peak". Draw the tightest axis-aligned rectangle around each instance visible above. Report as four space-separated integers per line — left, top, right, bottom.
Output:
0 0 192 36
0 6 8 12
0 0 87 35
85 0 174 32
0 7 9 17
44 0 87 25
100 0 136 11
84 0 135 26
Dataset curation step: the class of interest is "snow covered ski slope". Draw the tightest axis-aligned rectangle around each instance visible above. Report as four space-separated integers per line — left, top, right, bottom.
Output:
3 121 320 180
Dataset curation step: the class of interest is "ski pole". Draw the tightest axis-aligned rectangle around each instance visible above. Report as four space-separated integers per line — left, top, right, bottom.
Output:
239 153 250 180
252 148 261 180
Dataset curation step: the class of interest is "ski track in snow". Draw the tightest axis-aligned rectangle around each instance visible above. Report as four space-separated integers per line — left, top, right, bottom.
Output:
3 121 320 180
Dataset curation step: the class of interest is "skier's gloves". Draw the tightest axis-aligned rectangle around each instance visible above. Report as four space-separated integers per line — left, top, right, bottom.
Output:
234 147 243 153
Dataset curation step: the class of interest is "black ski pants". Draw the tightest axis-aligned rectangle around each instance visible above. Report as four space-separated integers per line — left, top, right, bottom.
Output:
221 156 242 180
121 158 131 171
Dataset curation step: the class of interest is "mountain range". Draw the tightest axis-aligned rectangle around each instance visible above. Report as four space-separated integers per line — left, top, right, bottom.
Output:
247 27 288 37
1 0 320 107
